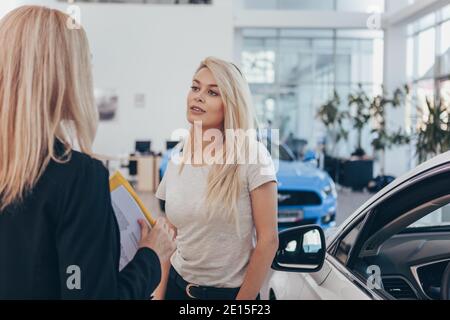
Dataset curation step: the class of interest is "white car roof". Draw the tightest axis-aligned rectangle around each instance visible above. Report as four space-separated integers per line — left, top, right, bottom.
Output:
333 151 450 237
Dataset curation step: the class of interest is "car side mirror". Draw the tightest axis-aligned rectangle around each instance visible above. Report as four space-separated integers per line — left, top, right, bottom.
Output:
272 225 326 273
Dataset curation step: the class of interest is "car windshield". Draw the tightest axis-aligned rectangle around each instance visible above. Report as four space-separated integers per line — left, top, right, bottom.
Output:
266 142 295 162
407 202 450 229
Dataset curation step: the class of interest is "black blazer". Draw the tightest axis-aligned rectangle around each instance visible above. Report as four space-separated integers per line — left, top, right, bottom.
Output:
0 145 161 299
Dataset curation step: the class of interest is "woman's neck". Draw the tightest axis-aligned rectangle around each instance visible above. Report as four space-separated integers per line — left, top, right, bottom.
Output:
188 125 224 165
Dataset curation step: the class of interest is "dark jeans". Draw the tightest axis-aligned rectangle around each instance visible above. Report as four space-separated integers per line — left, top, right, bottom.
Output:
165 266 259 300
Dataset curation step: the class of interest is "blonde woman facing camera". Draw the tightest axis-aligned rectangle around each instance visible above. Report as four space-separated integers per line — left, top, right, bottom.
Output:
155 57 279 300
0 6 175 299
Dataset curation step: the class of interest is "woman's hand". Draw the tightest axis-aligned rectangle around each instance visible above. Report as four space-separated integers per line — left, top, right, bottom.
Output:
142 217 177 300
138 217 176 263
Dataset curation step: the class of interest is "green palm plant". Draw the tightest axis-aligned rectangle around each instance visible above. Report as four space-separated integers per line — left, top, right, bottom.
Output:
348 84 372 150
416 96 450 163
370 85 410 175
317 90 349 156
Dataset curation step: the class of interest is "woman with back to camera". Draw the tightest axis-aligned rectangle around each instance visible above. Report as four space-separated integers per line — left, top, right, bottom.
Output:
0 5 175 299
155 57 279 300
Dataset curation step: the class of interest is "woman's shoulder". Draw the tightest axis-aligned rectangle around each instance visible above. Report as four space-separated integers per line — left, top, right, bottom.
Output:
241 140 277 189
245 140 273 166
47 148 108 186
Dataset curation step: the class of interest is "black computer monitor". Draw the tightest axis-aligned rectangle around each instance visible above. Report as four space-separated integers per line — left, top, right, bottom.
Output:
135 140 151 154
166 140 179 150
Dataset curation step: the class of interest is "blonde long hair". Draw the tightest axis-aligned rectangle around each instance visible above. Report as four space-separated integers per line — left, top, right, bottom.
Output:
181 57 258 228
0 6 98 211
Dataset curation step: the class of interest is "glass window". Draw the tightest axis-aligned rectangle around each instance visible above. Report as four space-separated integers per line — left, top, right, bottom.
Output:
336 38 379 84
334 218 365 265
336 0 384 13
337 29 384 39
244 0 277 9
407 24 414 36
278 38 312 84
242 28 383 146
373 38 384 85
440 80 450 103
335 52 352 84
407 203 450 229
409 12 435 35
336 39 358 83
242 37 277 84
244 0 334 10
439 21 450 76
416 79 435 120
242 29 278 38
242 50 276 84
278 0 334 10
277 87 300 138
418 12 436 31
406 37 414 81
280 144 295 161
442 4 450 21
249 85 299 138
407 4 450 135
417 27 435 79
279 29 333 38
244 0 385 12
313 39 335 84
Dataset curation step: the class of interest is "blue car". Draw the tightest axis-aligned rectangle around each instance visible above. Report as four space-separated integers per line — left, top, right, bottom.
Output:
274 144 337 230
158 143 337 230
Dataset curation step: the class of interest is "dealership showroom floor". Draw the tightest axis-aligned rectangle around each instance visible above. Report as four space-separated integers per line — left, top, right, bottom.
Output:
1 0 449 301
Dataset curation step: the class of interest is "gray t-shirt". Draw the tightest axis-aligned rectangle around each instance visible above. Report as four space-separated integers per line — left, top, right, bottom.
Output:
155 142 277 288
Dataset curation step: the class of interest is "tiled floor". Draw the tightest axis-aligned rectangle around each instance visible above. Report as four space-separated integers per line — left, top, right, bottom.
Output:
335 188 373 225
138 188 375 227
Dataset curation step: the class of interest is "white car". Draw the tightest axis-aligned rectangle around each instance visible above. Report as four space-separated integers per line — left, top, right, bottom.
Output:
268 151 450 300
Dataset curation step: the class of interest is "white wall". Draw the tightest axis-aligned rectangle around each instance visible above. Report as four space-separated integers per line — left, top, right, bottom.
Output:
84 1 233 156
0 0 19 18
10 0 233 156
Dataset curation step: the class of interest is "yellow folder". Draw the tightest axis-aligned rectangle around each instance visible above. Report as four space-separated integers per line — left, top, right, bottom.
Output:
109 171 156 226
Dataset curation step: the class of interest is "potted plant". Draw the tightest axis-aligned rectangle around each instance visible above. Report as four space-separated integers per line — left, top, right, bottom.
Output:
370 85 411 176
415 96 450 163
348 84 372 153
316 90 349 157
344 84 412 191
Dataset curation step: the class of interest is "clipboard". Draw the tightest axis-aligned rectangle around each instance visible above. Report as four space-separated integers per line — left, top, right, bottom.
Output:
109 171 156 226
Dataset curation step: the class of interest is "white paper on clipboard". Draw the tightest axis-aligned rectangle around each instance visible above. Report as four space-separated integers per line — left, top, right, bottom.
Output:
111 185 151 271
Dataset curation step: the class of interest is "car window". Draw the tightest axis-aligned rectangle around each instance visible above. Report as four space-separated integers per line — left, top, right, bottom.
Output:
278 145 295 162
407 203 450 229
348 199 450 300
334 218 365 265
328 171 450 300
266 141 295 162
